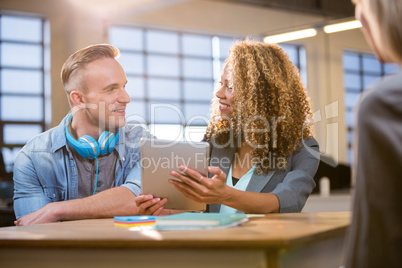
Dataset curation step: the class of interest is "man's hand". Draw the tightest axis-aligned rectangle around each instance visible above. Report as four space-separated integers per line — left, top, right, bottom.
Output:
134 194 171 216
15 202 60 226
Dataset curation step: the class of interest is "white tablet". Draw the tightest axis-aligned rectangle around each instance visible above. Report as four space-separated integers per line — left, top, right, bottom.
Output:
140 138 209 211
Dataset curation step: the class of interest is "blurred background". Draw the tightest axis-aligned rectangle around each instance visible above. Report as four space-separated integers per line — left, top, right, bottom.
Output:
0 0 400 224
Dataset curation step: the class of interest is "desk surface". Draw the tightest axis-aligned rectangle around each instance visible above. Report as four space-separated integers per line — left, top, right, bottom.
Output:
0 212 350 250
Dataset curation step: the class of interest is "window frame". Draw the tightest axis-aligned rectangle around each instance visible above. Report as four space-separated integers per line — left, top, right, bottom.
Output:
0 12 50 172
343 50 399 164
109 24 307 141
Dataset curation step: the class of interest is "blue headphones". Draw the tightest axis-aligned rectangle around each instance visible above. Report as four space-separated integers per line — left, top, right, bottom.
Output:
65 113 119 159
65 113 120 195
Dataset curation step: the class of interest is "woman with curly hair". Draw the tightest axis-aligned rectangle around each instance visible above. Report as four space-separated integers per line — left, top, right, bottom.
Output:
136 39 320 214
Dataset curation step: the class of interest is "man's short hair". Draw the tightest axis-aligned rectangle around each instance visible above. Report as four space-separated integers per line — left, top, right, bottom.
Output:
61 44 120 104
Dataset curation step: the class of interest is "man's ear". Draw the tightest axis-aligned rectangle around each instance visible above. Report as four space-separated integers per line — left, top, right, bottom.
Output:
70 90 85 107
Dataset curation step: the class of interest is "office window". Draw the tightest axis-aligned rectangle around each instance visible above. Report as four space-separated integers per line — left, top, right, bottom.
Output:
0 14 50 173
280 44 307 87
343 51 399 164
110 26 306 141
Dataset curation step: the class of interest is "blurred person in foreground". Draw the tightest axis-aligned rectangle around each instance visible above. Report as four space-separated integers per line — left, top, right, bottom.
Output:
345 0 402 267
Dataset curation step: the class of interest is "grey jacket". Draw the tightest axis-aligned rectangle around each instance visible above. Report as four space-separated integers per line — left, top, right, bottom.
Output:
208 138 320 213
346 71 402 268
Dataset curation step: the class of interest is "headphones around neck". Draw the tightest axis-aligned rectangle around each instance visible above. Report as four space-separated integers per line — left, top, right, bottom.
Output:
65 113 120 159
65 113 120 195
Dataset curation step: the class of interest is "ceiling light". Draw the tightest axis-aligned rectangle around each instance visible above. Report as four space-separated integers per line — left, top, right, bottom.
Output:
323 20 362 33
263 28 317 44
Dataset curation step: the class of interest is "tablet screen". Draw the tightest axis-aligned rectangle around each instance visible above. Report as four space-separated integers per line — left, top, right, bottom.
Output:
140 138 209 211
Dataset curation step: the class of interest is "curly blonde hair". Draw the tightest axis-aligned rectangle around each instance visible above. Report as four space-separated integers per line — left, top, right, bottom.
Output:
206 39 314 174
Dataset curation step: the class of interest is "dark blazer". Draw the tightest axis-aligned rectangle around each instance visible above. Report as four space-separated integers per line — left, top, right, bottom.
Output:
207 138 320 213
346 71 402 268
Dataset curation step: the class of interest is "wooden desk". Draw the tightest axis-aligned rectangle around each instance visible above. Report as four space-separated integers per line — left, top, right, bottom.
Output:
0 212 350 268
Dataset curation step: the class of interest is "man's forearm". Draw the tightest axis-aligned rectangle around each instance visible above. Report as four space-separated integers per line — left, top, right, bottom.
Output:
52 186 138 221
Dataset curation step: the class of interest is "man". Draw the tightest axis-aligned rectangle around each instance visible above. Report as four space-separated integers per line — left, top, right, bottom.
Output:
13 44 163 225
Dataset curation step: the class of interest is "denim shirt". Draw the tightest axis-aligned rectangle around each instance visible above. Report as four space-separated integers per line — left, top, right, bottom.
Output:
13 115 152 219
